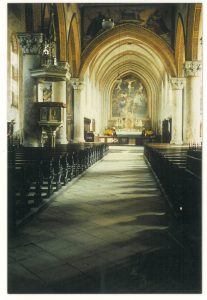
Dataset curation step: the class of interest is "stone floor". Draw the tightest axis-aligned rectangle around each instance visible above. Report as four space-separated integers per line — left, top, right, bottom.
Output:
8 146 201 294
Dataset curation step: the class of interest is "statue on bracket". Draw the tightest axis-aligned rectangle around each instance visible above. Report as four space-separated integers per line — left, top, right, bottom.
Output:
42 83 52 102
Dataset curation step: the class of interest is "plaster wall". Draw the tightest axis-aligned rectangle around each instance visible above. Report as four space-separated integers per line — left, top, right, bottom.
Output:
7 5 26 134
82 71 103 135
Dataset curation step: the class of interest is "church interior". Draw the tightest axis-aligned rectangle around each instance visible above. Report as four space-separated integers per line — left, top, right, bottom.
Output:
6 2 202 294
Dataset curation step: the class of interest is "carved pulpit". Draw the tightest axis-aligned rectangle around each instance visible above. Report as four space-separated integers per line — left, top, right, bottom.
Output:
36 102 66 147
31 62 70 147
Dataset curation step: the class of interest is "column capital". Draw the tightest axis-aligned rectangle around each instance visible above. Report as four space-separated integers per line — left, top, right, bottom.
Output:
58 62 71 81
184 60 202 77
17 32 44 55
71 78 84 90
169 77 185 90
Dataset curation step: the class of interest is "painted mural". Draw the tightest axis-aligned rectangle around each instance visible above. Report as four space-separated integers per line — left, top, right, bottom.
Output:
82 4 173 48
110 75 149 130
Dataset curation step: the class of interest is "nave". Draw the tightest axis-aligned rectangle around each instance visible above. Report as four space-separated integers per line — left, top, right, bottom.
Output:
8 146 199 294
6 2 203 295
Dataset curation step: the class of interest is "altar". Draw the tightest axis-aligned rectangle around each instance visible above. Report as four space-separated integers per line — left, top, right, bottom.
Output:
116 130 157 145
116 130 141 145
98 129 157 145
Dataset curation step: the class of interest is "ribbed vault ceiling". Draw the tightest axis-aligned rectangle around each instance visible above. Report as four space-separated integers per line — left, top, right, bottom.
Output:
80 24 176 125
80 24 176 98
90 39 165 87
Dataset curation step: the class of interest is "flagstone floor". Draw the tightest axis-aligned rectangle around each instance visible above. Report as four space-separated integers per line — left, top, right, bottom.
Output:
8 146 200 294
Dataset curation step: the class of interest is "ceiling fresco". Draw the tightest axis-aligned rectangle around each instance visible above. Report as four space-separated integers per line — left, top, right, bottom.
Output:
81 4 175 49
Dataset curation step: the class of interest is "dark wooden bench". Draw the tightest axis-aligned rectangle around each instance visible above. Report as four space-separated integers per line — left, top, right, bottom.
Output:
8 143 109 232
144 145 189 213
144 143 202 241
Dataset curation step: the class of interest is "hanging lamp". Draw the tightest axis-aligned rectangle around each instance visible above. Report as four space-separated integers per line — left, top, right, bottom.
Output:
102 18 114 30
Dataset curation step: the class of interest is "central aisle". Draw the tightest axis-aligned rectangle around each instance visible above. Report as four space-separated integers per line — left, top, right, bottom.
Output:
8 146 187 293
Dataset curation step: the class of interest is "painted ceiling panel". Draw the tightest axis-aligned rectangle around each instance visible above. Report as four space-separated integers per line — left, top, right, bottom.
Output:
81 3 175 49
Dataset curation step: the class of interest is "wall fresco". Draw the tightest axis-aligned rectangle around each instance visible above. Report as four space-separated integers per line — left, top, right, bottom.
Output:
82 4 174 48
110 75 149 130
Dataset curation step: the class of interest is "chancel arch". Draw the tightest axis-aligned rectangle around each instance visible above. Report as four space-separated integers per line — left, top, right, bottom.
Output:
79 23 176 138
80 23 176 79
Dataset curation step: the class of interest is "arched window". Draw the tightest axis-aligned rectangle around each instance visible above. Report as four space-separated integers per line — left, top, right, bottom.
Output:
10 33 19 108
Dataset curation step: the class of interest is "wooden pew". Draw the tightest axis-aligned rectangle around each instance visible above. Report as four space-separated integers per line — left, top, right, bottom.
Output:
8 143 109 231
8 151 45 232
144 143 202 242
144 144 188 214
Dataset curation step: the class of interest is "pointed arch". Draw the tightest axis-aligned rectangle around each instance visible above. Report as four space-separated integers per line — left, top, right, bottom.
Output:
175 15 185 77
80 24 176 79
67 14 81 77
56 3 67 62
186 3 202 60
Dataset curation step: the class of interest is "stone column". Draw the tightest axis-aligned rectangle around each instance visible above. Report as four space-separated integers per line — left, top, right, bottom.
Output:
183 60 202 144
169 78 185 145
17 33 44 146
53 81 67 144
53 62 71 144
71 78 85 143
